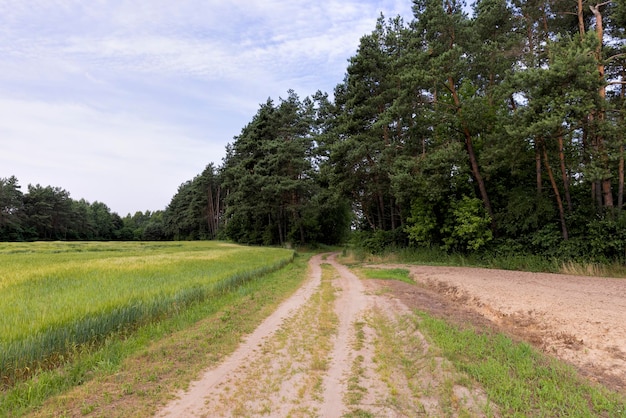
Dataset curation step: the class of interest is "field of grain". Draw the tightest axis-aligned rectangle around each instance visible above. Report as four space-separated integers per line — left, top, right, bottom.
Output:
0 241 294 386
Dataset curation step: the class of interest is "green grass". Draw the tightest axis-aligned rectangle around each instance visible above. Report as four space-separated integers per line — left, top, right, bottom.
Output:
0 241 294 387
416 312 626 417
357 267 413 284
345 246 626 278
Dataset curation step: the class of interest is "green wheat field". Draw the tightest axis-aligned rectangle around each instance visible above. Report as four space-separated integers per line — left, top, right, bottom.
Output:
0 241 294 385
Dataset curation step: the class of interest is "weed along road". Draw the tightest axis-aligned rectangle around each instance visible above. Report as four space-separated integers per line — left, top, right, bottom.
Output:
156 254 494 417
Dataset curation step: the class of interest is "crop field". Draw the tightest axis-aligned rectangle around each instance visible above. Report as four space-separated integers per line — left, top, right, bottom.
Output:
0 241 294 386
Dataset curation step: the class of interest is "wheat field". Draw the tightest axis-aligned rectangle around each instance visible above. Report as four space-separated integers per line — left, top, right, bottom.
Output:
0 241 294 385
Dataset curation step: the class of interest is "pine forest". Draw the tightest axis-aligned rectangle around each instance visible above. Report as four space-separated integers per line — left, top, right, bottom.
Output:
2 0 626 263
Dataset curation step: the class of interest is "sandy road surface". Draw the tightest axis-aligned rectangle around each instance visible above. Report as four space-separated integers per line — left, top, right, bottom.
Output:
156 255 492 417
157 256 626 417
156 254 325 417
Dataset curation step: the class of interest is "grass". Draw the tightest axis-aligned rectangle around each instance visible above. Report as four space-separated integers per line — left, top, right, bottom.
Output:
343 246 626 278
416 312 626 417
347 261 626 416
2 249 313 417
0 241 293 390
367 309 494 416
354 267 413 284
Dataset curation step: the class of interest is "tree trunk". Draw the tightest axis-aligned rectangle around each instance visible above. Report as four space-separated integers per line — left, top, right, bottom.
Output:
378 191 386 230
536 139 542 195
619 142 624 210
390 197 396 231
590 2 614 209
557 130 572 212
448 76 495 226
594 181 603 208
207 186 214 238
542 140 569 240
617 68 626 210
577 0 586 40
215 186 221 235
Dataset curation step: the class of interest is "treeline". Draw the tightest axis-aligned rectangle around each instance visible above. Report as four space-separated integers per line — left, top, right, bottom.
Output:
5 0 626 261
165 0 626 261
163 94 352 245
0 176 165 241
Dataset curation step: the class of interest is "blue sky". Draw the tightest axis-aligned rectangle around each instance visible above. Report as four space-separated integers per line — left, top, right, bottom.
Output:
0 0 414 216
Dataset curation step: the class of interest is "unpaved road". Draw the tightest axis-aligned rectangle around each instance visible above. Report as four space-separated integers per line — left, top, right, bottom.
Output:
156 255 626 417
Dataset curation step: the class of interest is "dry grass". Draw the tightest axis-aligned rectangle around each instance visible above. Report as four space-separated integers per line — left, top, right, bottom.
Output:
560 260 607 277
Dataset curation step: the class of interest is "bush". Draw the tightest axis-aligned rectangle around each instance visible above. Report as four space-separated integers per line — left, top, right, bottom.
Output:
351 229 407 254
442 196 493 252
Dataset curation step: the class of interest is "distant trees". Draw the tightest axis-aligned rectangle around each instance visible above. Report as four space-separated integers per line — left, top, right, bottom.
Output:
0 176 24 240
164 91 351 246
163 163 222 240
0 176 164 241
221 93 317 245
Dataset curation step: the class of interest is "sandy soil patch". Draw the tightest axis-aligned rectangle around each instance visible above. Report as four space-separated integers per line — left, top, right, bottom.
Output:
371 265 626 394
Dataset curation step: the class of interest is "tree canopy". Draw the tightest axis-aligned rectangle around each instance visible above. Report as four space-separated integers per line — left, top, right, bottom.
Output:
5 1 626 261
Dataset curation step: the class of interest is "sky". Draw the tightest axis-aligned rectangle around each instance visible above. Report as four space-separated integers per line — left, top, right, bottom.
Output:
0 0 415 216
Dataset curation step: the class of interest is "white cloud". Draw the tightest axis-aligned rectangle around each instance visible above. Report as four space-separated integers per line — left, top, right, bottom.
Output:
0 0 414 214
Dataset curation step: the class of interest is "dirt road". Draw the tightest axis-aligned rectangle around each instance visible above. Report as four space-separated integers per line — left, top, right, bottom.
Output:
156 255 626 417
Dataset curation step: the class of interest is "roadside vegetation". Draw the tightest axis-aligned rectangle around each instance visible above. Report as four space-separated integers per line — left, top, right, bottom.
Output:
346 262 626 417
416 313 626 417
2 245 624 416
343 245 626 279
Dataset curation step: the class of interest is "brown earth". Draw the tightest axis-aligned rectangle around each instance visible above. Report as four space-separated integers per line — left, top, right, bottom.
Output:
156 255 626 417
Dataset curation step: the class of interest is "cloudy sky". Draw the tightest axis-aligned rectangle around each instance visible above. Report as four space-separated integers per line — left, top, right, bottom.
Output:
0 0 414 216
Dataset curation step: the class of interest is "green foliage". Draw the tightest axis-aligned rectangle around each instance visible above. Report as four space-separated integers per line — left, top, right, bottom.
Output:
0 176 166 242
351 228 407 254
406 195 492 253
405 198 437 246
585 213 626 261
164 163 222 240
442 196 493 252
221 91 348 246
0 176 24 240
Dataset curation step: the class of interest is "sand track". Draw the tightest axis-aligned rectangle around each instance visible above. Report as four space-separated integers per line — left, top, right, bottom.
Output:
156 256 626 417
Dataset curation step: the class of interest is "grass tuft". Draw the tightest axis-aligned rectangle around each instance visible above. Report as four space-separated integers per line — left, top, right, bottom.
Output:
356 268 413 284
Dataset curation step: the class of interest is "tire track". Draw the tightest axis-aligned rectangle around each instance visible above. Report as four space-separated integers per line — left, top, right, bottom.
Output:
319 254 368 417
156 253 324 417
